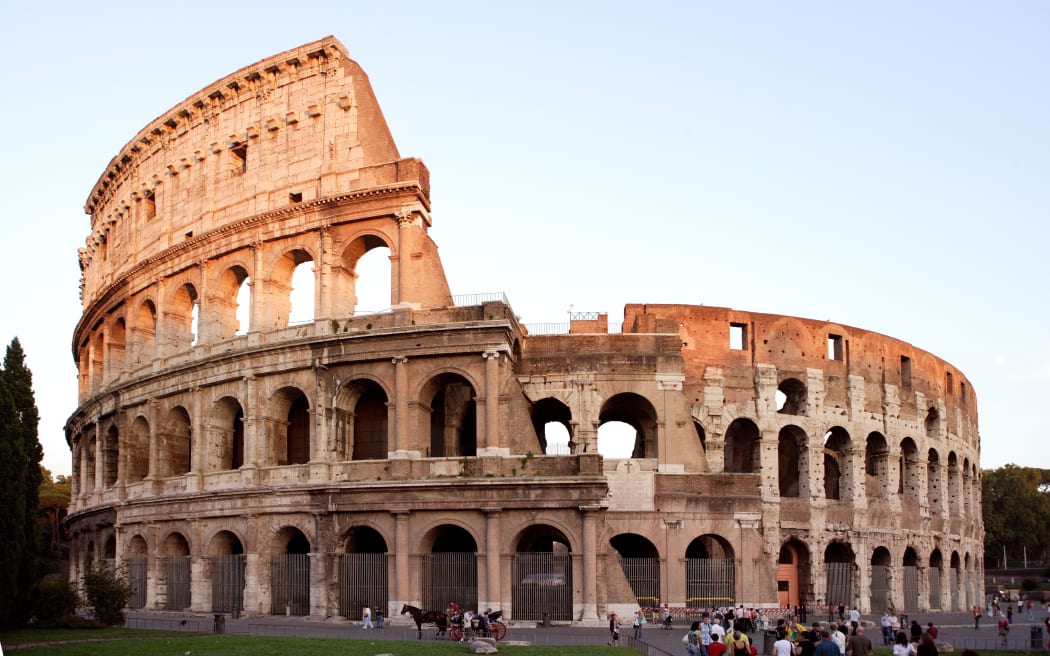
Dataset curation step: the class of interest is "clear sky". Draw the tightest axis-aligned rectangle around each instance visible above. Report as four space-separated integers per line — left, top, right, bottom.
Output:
0 1 1046 477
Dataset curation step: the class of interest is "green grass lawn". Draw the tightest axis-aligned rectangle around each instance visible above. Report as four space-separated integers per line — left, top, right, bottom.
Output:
0 630 623 656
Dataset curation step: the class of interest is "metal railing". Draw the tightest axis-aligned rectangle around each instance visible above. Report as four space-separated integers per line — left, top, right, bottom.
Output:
452 292 510 306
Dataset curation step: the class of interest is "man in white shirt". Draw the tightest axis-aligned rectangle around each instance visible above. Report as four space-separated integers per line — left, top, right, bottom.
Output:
831 623 847 655
773 633 795 656
879 612 894 646
711 619 727 643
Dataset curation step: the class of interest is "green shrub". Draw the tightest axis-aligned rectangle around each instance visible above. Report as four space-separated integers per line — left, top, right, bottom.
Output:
81 564 131 626
30 577 78 625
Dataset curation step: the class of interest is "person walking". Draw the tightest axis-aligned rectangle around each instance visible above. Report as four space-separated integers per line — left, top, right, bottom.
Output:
361 604 374 629
635 609 645 639
972 606 981 630
686 620 702 656
609 611 620 646
846 625 873 656
998 613 1010 647
880 611 895 646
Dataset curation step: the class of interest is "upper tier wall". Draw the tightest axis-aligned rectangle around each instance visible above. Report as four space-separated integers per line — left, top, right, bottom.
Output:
78 36 407 309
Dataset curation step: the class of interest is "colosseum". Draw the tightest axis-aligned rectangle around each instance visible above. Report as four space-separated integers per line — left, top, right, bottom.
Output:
66 36 983 623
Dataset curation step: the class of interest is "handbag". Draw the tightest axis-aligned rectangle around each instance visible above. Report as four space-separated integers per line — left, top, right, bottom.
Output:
683 632 692 644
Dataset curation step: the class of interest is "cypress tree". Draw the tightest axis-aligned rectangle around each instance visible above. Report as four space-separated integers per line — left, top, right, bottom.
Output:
0 373 25 625
0 338 42 626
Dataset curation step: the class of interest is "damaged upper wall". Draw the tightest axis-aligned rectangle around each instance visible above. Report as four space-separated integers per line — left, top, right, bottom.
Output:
625 303 978 445
77 36 421 307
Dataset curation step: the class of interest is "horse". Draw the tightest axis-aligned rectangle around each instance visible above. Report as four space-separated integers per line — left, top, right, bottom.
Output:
400 603 450 639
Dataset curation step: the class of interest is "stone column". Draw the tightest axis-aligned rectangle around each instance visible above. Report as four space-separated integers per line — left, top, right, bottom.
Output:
243 551 260 616
581 506 600 621
396 212 413 305
93 421 104 495
393 511 411 609
484 509 502 611
391 357 413 458
480 350 502 455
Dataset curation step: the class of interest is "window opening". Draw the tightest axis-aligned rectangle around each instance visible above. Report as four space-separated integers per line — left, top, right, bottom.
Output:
828 334 843 361
945 371 954 395
289 192 303 203
544 422 570 455
900 356 912 389
730 323 747 350
231 142 247 174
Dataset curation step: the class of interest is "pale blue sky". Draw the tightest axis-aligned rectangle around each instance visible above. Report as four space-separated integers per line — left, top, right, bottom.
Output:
1 1 1046 476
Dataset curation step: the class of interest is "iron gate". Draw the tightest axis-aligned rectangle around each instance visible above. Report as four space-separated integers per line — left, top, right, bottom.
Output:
618 556 660 608
825 562 852 609
212 554 245 613
902 565 918 612
166 555 191 610
128 556 147 609
271 553 310 615
339 553 388 618
423 553 477 612
870 565 888 612
686 558 735 607
928 567 941 609
513 552 573 621
950 568 959 610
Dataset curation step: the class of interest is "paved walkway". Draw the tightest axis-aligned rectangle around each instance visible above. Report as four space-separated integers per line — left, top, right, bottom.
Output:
124 610 1050 653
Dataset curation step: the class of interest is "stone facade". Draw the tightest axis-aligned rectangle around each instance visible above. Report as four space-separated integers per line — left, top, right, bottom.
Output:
66 36 983 622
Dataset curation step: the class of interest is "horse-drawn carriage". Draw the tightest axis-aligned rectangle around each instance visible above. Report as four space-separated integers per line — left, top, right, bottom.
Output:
400 604 507 641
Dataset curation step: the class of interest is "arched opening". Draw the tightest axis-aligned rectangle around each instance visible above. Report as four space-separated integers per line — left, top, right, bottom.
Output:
91 332 104 392
82 431 96 493
824 542 855 610
777 540 810 607
126 535 148 609
870 547 892 612
207 397 245 471
823 427 851 501
422 525 478 611
777 378 807 415
339 527 389 619
102 425 119 487
288 260 315 324
133 300 157 366
513 525 573 621
864 432 889 498
950 551 962 610
530 397 573 455
424 374 477 457
947 452 962 515
163 532 191 610
724 418 761 474
598 393 658 459
352 382 389 460
927 449 942 511
168 283 199 352
271 527 311 616
778 425 808 498
270 249 313 328
271 387 310 466
333 234 393 316
212 265 250 340
929 549 943 610
899 438 920 497
902 547 919 612
103 535 117 568
610 533 661 608
209 531 245 613
127 416 150 483
925 407 939 438
159 407 191 477
686 534 735 607
109 318 126 379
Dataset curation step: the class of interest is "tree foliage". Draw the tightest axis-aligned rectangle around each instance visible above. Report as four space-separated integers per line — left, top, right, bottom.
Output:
982 464 1050 565
81 564 131 626
0 337 43 626
39 466 72 557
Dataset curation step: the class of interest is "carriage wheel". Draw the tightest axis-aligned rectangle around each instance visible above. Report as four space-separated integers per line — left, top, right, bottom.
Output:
493 621 507 640
450 625 463 641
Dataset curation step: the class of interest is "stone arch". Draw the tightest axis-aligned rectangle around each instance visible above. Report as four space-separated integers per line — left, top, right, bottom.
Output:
927 448 943 511
421 372 478 457
686 534 736 607
949 550 962 610
777 539 811 607
270 248 315 327
82 429 97 493
338 524 389 620
350 380 389 461
899 437 921 497
270 386 311 466
271 526 311 616
102 424 119 487
512 524 574 622
109 317 126 380
126 534 149 609
208 529 246 555
126 534 149 557
902 547 920 612
158 406 191 477
865 432 890 498
598 392 659 459
207 396 244 471
823 427 851 500
870 546 892 612
610 533 661 608
929 548 944 609
127 415 150 482
342 525 389 553
530 397 573 455
824 541 856 610
947 451 962 515
925 407 939 438
332 232 395 317
420 524 479 610
210 264 250 340
162 531 191 611
778 425 809 498
132 298 157 366
91 331 104 392
724 417 761 474
777 377 807 415
167 282 199 353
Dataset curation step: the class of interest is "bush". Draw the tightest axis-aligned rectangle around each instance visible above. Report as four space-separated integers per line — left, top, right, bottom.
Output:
81 564 131 626
1022 577 1039 591
30 577 78 625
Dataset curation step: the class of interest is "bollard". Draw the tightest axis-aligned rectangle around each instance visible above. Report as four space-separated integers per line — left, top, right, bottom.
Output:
542 612 551 627
214 613 226 634
1030 625 1043 649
